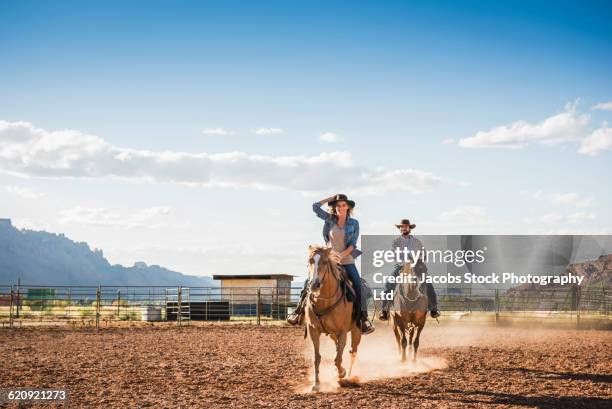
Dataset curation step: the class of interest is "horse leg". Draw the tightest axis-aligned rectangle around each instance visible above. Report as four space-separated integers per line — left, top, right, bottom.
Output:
348 326 361 377
308 326 321 392
335 332 347 379
408 324 415 357
400 321 408 363
413 322 424 363
392 315 402 357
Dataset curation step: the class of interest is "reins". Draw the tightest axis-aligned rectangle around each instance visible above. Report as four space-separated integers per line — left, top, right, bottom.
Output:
399 269 423 303
308 258 346 332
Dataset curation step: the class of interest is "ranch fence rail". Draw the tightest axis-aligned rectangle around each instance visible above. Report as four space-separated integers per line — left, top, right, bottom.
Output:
0 284 609 329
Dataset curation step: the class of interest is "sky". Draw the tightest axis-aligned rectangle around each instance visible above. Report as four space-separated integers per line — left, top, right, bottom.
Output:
1 0 611 280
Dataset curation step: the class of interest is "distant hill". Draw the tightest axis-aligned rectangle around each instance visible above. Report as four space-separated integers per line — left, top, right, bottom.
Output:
505 254 612 296
0 218 215 286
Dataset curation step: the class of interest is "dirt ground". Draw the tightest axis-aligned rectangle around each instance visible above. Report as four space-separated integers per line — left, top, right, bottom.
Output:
2 323 611 408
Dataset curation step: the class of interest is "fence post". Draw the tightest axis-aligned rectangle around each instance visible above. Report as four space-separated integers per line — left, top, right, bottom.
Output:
117 290 121 318
603 287 608 317
177 286 182 327
96 286 101 328
67 287 71 319
256 288 261 325
495 288 499 324
9 286 14 329
16 278 20 318
576 285 581 329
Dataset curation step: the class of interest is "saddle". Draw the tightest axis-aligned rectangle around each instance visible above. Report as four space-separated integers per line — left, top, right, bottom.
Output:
337 265 357 303
337 265 374 323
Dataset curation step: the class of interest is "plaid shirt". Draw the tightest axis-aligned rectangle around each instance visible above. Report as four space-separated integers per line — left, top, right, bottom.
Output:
392 234 425 267
312 202 362 259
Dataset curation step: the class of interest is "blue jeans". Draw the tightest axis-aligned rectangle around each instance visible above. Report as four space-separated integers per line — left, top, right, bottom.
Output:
343 263 367 315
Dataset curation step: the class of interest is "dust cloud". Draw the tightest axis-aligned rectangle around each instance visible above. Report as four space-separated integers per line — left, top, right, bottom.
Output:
295 319 585 393
297 322 448 393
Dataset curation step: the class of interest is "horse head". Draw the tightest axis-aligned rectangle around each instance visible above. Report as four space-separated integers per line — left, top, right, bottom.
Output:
399 261 421 295
307 245 339 296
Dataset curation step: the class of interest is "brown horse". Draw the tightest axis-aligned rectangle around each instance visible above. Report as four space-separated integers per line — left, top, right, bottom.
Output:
305 245 361 392
391 262 428 363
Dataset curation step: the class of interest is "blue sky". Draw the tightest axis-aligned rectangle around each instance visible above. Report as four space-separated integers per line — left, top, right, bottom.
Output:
1 1 611 279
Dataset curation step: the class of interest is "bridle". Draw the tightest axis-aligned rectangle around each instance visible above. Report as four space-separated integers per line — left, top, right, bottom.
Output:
308 250 345 324
399 263 422 303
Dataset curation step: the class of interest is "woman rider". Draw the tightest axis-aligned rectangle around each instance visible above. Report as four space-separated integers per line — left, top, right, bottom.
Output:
287 193 375 334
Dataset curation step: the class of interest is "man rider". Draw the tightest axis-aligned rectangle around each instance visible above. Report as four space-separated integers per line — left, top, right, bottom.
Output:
378 219 440 321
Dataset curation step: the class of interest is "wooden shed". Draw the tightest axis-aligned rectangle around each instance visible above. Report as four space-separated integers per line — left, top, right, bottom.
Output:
212 274 294 318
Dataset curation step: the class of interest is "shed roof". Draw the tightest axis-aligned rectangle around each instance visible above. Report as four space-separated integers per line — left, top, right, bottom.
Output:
212 274 294 281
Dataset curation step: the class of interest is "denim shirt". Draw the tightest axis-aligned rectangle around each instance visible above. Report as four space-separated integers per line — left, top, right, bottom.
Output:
312 202 363 259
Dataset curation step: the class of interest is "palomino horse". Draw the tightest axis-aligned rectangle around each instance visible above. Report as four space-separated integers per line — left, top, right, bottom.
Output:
305 245 361 392
391 262 428 363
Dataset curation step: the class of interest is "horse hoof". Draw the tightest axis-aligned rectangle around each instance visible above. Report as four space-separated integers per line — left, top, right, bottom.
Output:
311 384 320 393
337 367 346 379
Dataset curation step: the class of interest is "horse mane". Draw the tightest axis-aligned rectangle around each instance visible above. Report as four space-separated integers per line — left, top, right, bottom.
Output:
309 245 342 280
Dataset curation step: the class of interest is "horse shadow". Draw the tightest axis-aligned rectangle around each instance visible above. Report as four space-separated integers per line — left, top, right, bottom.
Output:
499 367 612 383
381 387 610 408
361 366 611 408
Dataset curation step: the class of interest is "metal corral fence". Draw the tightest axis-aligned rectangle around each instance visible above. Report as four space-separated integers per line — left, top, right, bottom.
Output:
0 284 609 328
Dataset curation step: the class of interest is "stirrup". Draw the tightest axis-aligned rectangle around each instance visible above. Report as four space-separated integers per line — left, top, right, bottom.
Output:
287 311 304 326
360 319 375 334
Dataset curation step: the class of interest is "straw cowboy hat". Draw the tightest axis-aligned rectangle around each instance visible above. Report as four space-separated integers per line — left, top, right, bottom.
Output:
395 219 416 229
328 193 355 208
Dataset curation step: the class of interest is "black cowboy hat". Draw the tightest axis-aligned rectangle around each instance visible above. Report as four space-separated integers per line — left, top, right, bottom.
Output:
395 219 416 229
328 193 355 208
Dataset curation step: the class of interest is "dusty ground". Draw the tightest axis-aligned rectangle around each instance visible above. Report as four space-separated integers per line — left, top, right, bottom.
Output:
1 323 611 408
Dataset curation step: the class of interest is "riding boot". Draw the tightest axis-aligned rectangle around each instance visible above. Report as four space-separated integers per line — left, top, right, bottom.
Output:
287 280 308 325
424 282 440 318
379 264 400 321
379 298 391 321
360 311 375 334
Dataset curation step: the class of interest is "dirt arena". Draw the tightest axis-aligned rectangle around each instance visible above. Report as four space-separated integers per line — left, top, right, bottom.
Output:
2 323 611 408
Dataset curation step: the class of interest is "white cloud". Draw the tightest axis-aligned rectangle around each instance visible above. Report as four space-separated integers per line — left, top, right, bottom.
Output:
319 132 344 143
58 206 183 229
3 185 45 199
438 206 487 223
417 206 515 234
551 192 593 208
441 138 454 145
578 124 612 156
591 102 612 111
254 127 283 135
530 211 595 225
0 120 442 195
202 127 234 136
567 212 596 223
459 102 590 149
355 168 442 195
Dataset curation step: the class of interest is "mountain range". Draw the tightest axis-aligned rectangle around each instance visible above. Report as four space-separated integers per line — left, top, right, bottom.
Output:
0 218 215 286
